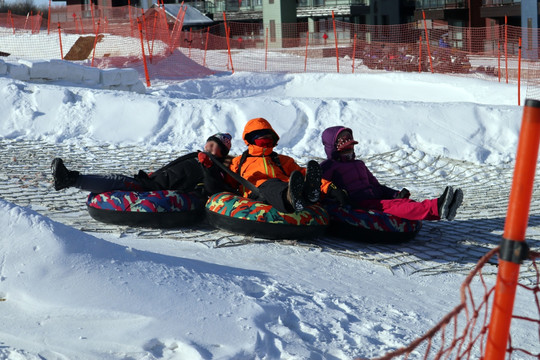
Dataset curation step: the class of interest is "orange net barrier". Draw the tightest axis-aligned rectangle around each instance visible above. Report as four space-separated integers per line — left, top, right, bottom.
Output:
0 5 538 84
369 248 540 360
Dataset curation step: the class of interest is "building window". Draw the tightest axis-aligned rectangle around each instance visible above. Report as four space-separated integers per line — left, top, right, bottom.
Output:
270 20 276 42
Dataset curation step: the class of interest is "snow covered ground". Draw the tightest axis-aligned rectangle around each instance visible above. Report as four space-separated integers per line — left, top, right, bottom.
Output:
0 54 539 359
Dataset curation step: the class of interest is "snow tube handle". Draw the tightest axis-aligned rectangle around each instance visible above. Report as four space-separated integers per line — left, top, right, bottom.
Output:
206 152 261 198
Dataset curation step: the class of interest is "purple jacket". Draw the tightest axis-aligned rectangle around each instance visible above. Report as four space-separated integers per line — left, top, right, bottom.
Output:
320 126 398 203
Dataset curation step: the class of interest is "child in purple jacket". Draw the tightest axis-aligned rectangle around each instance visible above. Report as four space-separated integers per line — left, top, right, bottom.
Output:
320 126 463 221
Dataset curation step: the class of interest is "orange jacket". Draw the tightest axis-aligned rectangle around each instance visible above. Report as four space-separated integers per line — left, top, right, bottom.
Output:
229 117 332 197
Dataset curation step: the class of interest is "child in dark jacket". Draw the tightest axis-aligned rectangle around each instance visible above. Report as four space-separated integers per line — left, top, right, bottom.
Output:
51 133 233 197
320 126 463 221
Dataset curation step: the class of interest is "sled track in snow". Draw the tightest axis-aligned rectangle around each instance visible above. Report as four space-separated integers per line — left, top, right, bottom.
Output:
1 139 539 282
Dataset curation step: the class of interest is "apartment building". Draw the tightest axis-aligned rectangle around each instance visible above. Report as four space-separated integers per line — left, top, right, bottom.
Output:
183 0 415 25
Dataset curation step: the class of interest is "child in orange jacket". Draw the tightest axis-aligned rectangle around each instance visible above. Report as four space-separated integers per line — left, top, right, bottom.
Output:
226 118 342 213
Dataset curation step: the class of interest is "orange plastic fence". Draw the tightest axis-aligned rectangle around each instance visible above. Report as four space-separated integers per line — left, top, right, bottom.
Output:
0 4 537 84
369 248 540 360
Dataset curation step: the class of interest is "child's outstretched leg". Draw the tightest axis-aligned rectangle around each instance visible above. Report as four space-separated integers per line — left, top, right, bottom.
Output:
287 170 306 212
445 188 463 221
437 186 454 219
51 158 80 191
74 173 145 193
303 160 322 203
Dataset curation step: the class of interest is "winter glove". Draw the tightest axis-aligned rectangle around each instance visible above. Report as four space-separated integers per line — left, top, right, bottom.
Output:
328 184 349 206
396 188 410 199
136 170 150 179
197 152 213 168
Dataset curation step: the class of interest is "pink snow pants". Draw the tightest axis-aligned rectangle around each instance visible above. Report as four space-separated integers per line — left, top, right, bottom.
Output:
356 198 440 221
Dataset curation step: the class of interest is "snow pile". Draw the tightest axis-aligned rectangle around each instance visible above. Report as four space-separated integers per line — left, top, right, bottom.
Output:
0 58 146 93
0 71 523 164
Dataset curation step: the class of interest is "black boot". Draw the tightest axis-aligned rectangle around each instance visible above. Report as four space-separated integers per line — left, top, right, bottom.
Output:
437 186 454 219
51 158 79 191
287 170 306 212
446 188 463 221
303 160 322 203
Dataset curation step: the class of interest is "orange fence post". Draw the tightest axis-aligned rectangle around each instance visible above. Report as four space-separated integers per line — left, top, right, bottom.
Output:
79 15 84 34
91 20 100 67
331 10 339 73
149 14 157 62
223 12 234 73
90 3 95 34
505 15 508 84
352 33 357 73
140 8 151 58
304 30 309 72
265 27 268 71
203 26 210 67
498 41 501 82
137 19 151 88
177 7 187 50
171 5 181 42
128 0 133 37
484 99 540 360
47 0 51 34
57 22 63 60
419 35 422 73
518 37 521 106
422 11 433 73
10 11 15 34
188 28 192 58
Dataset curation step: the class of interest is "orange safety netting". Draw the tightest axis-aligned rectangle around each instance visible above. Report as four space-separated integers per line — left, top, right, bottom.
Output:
370 248 540 360
0 5 537 84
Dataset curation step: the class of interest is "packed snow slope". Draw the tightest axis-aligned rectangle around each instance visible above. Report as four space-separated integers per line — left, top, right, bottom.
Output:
0 69 534 360
0 70 522 165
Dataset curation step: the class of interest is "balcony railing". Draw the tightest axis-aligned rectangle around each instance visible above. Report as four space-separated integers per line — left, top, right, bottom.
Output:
297 0 367 5
416 0 467 9
199 0 369 12
482 0 521 5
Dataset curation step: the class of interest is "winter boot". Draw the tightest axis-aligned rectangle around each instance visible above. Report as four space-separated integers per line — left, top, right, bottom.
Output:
446 188 463 221
51 158 79 191
287 170 306 212
303 160 322 203
437 186 454 220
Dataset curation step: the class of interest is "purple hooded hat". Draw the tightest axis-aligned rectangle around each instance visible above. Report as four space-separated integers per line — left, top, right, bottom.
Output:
321 126 357 160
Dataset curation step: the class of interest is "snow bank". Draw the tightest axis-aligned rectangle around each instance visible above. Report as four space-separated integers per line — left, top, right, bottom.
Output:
0 71 523 165
0 58 146 93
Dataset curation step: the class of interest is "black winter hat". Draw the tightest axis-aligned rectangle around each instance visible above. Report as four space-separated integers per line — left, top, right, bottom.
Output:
207 133 232 157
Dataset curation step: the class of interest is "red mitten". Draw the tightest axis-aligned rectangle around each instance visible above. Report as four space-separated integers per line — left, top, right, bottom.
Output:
198 152 213 168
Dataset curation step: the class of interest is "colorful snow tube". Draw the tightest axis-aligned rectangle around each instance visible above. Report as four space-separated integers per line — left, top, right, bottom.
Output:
326 204 422 243
205 192 329 239
86 190 205 228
